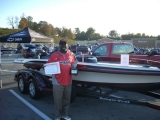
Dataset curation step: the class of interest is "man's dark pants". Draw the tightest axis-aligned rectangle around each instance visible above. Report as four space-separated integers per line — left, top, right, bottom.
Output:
53 84 72 118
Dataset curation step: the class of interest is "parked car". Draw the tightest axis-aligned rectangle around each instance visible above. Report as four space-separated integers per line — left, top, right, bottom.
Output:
34 44 45 53
35 44 49 58
139 48 145 54
21 43 49 58
91 45 98 52
69 45 77 53
1 45 17 54
42 44 49 53
76 45 90 54
143 48 150 55
134 47 139 54
139 48 150 55
21 43 37 58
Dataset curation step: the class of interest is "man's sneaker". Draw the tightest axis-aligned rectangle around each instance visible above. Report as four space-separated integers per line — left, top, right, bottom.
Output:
61 116 71 120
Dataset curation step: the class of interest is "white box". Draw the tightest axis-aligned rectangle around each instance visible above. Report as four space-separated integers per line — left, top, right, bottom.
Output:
120 54 129 66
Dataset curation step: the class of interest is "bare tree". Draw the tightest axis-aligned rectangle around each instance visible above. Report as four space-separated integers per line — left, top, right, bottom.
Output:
7 16 19 29
7 16 14 29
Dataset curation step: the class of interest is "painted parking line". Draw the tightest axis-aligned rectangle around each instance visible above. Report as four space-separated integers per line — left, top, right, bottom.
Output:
0 69 17 73
1 62 14 64
9 89 52 120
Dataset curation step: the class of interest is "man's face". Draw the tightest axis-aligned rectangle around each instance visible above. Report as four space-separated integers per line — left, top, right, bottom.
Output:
59 43 68 52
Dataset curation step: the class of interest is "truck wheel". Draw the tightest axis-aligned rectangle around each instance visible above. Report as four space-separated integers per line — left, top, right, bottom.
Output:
70 83 77 103
18 75 28 94
28 78 42 99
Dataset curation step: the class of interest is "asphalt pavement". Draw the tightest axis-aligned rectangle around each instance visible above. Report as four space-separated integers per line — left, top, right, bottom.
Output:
0 54 160 120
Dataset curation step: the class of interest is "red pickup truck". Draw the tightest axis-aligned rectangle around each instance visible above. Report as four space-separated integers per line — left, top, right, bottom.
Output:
81 42 160 67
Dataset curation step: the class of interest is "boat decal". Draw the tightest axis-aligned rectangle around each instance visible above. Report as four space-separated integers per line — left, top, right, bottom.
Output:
99 97 130 104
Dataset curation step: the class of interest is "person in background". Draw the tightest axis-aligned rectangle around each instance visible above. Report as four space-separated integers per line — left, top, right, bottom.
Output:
47 39 76 120
42 44 48 53
48 44 54 54
16 43 22 53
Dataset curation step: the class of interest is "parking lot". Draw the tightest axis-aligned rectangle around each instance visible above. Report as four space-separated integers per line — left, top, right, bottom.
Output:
0 54 160 120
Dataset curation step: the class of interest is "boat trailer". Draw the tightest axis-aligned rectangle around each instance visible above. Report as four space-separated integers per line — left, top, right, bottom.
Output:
74 84 160 111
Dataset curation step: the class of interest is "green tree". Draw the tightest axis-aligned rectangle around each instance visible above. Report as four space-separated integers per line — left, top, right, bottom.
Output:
94 33 102 40
135 33 141 38
55 27 62 37
108 30 119 38
67 28 73 39
79 31 86 40
142 33 146 37
38 21 48 29
38 21 49 35
75 28 81 40
41 24 50 36
85 27 95 40
121 33 134 40
48 24 55 37
26 16 33 28
75 28 80 34
18 17 28 29
32 22 39 31
61 27 68 38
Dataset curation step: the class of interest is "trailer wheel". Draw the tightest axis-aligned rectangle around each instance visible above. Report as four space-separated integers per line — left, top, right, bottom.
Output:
28 78 42 99
70 83 77 103
18 75 28 94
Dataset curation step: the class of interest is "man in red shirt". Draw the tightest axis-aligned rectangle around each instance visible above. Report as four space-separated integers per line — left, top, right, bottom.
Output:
47 39 75 120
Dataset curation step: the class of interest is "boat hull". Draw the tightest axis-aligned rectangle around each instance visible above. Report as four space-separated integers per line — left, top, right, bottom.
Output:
72 62 160 91
14 59 160 92
72 71 160 91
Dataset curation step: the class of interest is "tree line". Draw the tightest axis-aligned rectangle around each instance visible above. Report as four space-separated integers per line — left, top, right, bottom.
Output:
2 14 160 41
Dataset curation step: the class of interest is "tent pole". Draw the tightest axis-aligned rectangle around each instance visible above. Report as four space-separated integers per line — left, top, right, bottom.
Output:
0 42 2 88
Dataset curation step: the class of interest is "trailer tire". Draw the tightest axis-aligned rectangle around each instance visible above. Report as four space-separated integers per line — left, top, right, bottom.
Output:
70 83 77 103
18 75 28 94
28 78 42 99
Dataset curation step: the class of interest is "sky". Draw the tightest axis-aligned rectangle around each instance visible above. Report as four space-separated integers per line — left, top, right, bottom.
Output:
0 0 160 36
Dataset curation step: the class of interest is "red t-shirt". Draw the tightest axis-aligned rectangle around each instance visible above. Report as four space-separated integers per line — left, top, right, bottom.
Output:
47 50 75 85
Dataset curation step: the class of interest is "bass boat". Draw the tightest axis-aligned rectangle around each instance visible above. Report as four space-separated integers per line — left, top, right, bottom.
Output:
14 57 160 92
